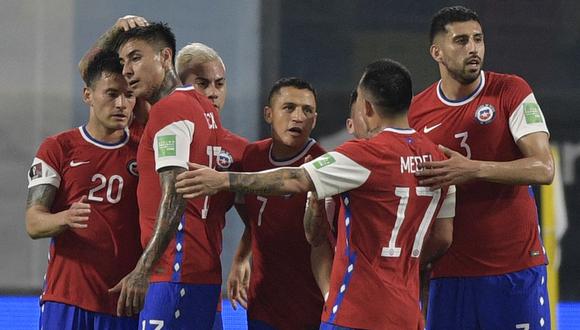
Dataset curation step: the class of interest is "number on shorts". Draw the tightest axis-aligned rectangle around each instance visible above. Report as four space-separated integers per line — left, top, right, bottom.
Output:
142 319 164 330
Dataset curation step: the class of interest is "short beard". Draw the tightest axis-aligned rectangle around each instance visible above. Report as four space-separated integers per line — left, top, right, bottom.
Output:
449 66 481 85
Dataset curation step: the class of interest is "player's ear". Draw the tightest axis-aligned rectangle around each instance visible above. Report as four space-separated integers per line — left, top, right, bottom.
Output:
160 47 173 70
263 106 273 124
346 118 354 134
310 112 317 130
364 99 374 117
430 43 442 63
82 86 92 106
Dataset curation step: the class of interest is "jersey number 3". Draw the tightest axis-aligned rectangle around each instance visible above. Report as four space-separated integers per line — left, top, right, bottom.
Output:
381 187 441 258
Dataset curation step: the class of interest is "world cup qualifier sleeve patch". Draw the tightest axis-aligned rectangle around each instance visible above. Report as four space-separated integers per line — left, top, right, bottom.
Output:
157 135 177 157
523 103 543 124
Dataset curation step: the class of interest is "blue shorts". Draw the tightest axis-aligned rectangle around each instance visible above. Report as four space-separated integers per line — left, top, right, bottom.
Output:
248 319 277 330
319 321 356 330
139 282 220 330
39 301 138 330
427 265 550 330
212 311 223 330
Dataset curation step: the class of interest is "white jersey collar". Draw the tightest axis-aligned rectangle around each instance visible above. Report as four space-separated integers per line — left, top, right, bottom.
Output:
437 71 485 107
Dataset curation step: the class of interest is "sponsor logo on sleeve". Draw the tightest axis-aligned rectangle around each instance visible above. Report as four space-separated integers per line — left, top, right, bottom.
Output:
523 103 543 124
29 163 42 180
474 104 496 125
312 154 336 169
157 135 177 157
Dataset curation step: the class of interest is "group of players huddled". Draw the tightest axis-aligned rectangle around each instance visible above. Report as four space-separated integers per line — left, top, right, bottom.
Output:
25 5 554 330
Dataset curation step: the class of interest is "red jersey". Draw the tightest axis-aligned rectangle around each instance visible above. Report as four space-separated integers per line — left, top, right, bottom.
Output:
408 71 550 278
206 128 249 262
302 129 455 329
27 125 142 315
137 86 222 284
242 138 326 330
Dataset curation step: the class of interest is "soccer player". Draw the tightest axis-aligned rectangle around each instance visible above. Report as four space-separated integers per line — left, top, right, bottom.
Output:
345 89 368 139
176 42 249 330
106 23 224 329
409 6 554 329
224 77 328 329
26 50 140 329
176 59 456 329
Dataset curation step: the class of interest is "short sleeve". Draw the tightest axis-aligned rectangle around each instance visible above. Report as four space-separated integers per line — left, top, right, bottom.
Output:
436 185 456 219
152 120 195 171
508 93 549 142
301 151 371 199
27 138 63 188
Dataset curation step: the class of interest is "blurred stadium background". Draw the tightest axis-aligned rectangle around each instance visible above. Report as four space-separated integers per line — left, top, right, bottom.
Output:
0 1 578 328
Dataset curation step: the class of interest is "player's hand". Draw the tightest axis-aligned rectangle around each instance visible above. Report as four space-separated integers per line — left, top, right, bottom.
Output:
416 145 480 189
60 195 90 229
109 268 149 317
115 15 149 31
226 259 250 310
175 162 228 199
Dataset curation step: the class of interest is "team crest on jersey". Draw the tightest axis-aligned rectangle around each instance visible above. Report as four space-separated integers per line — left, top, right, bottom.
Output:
474 104 496 125
127 159 138 177
29 163 42 180
216 149 234 169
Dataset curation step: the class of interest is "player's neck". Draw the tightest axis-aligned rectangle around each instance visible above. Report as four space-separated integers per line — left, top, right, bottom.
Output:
439 71 482 101
132 98 150 125
85 122 126 144
148 69 180 105
369 115 410 136
271 140 309 161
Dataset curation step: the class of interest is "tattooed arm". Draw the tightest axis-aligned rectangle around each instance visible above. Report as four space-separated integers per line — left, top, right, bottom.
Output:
175 162 314 198
109 166 186 317
25 185 91 239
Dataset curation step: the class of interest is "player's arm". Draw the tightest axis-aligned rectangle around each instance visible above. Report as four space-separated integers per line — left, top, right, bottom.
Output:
226 216 252 310
25 185 90 239
419 185 455 317
175 162 314 198
110 166 186 317
417 132 554 189
78 15 148 83
304 191 334 296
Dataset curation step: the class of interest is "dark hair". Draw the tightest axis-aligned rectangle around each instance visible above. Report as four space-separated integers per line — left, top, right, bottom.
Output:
112 22 176 64
85 50 123 88
349 88 358 108
430 6 480 44
359 58 412 117
267 77 317 106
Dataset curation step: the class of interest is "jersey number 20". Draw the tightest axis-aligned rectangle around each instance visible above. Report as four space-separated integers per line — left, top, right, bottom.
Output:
88 174 123 204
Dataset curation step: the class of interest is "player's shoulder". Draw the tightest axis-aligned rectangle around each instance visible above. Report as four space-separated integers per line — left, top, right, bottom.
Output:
411 81 439 106
44 127 81 148
310 141 327 157
152 86 196 110
222 128 250 148
246 138 272 153
486 71 531 92
409 81 439 122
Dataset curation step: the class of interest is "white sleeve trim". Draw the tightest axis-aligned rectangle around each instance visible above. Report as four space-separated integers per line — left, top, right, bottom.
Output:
436 185 456 219
153 120 195 171
27 157 60 188
509 93 549 142
301 151 371 199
